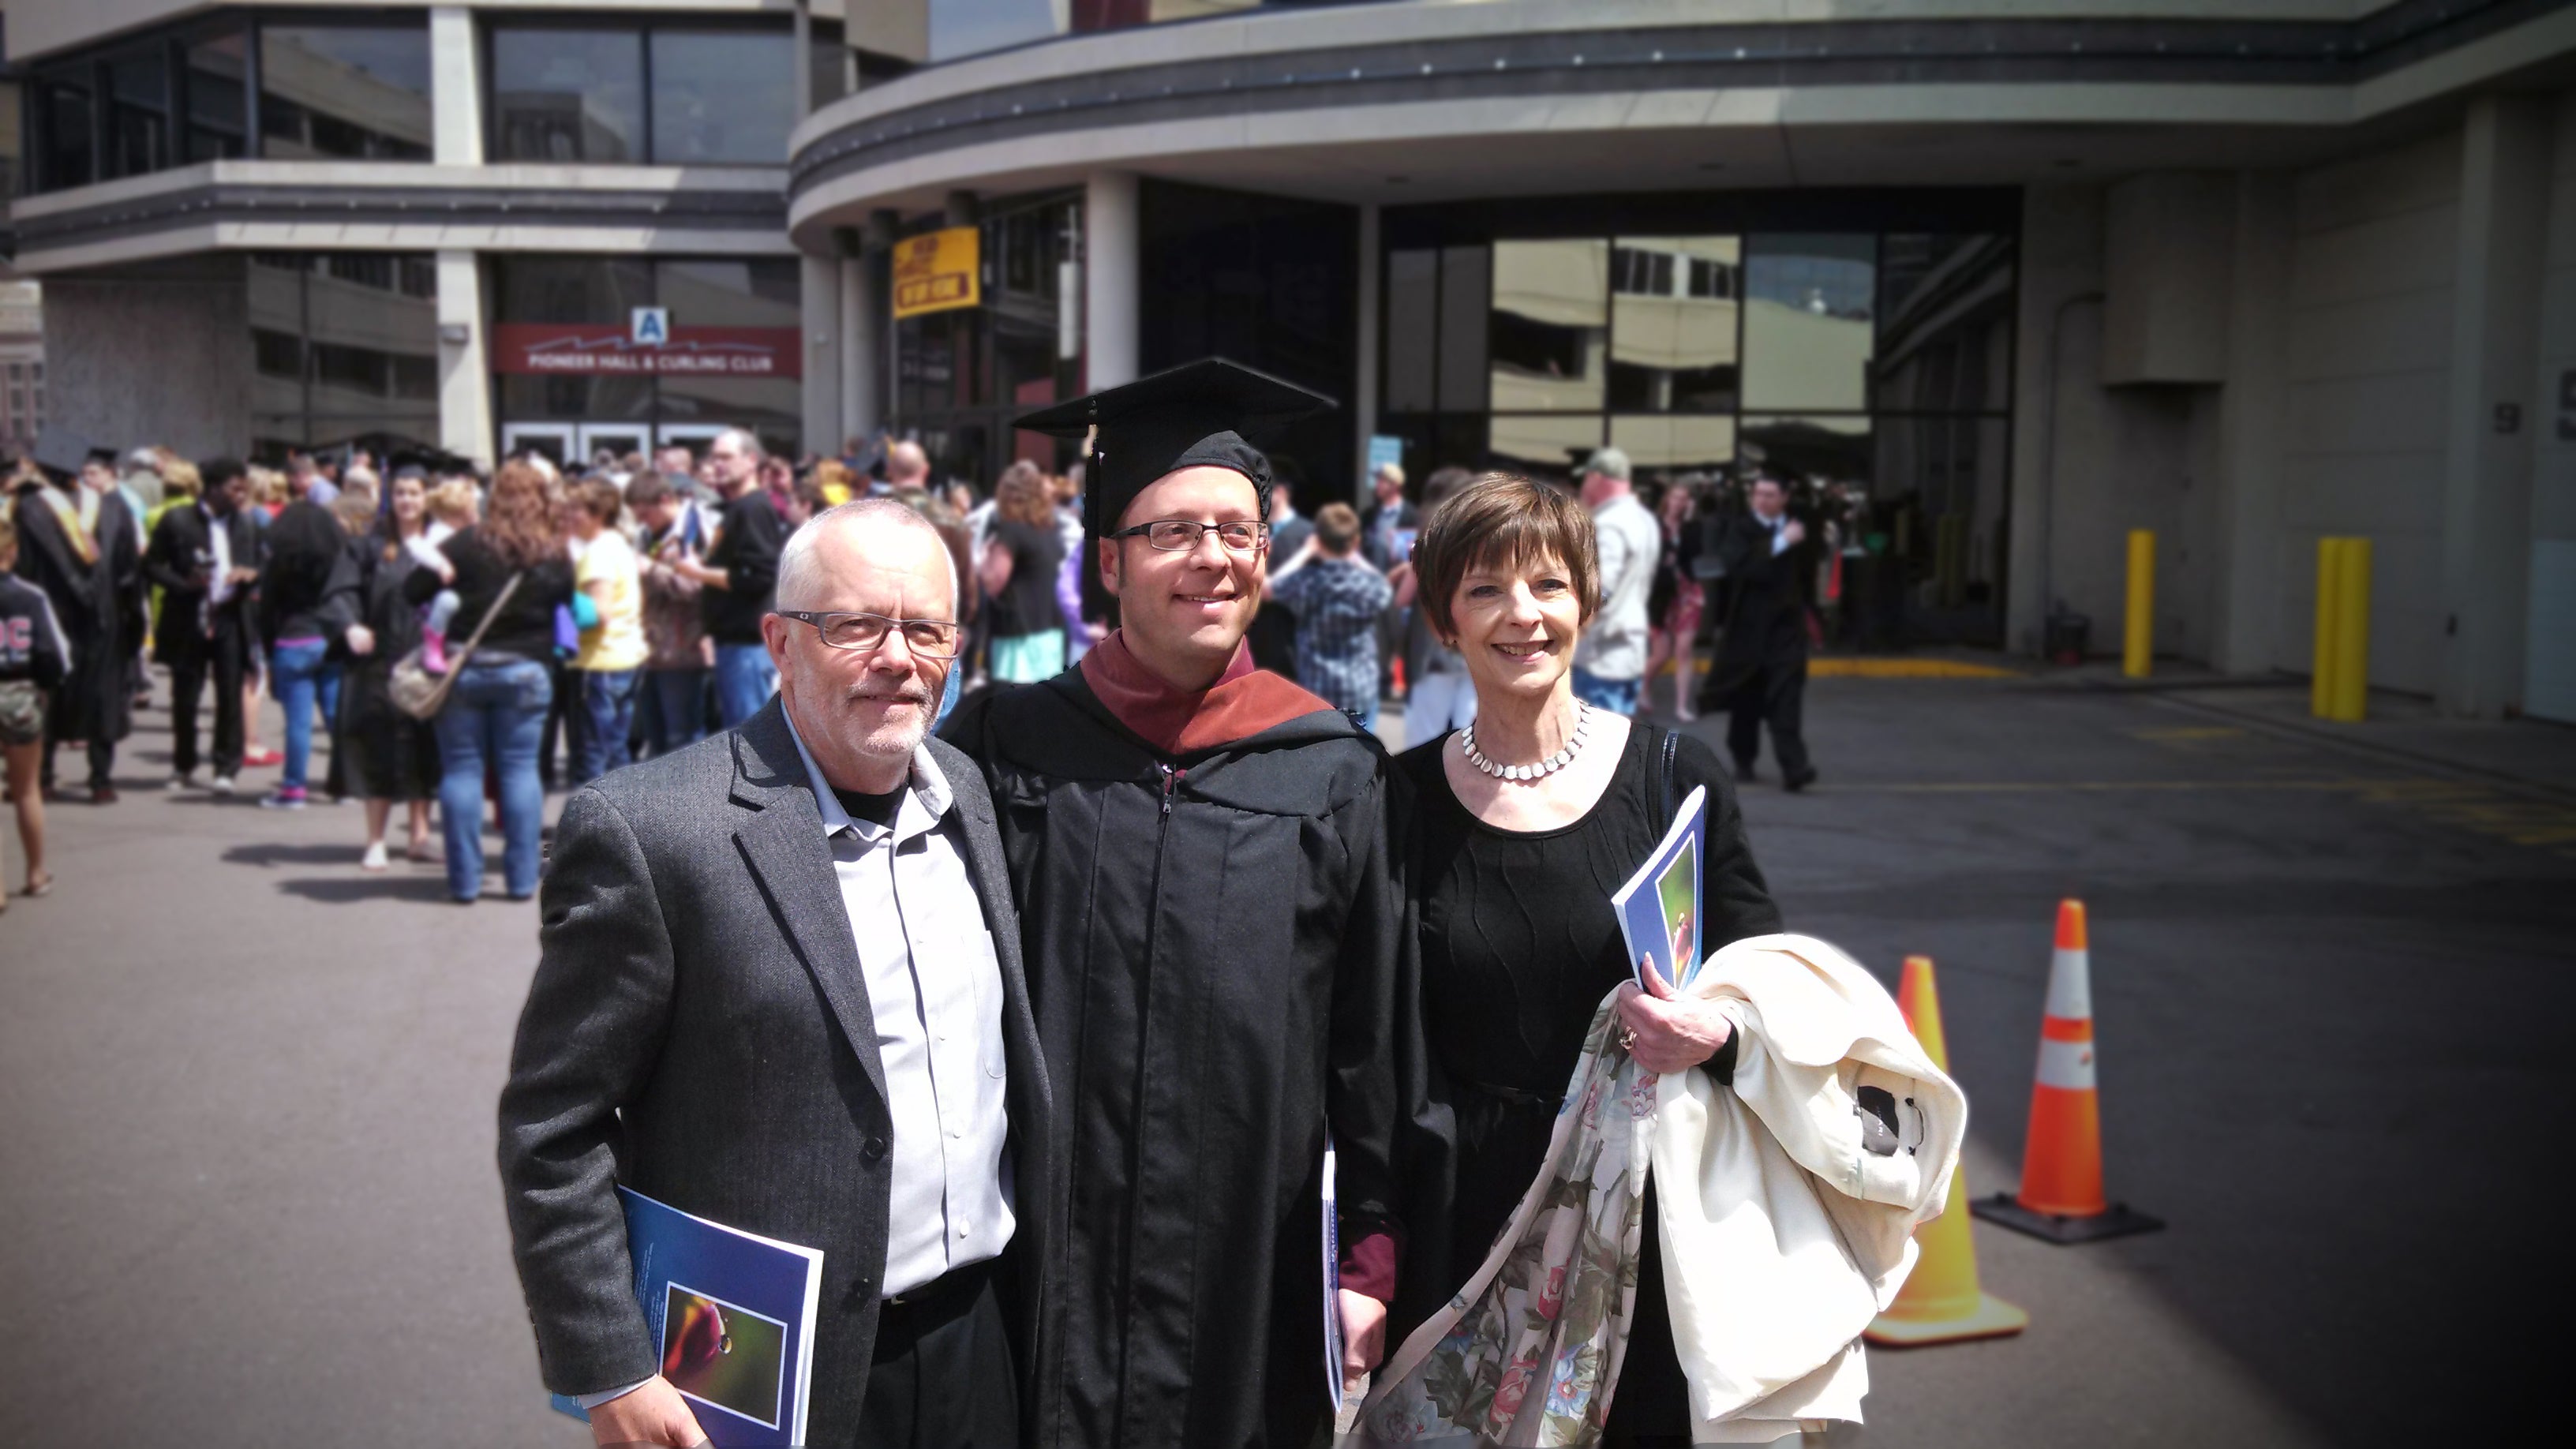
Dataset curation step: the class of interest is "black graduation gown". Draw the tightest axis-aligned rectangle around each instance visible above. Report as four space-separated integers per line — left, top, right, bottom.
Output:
943 669 1417 1449
9 482 141 743
1709 511 1816 673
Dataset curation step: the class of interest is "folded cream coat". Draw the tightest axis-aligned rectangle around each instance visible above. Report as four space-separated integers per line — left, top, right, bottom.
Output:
1354 934 1964 1446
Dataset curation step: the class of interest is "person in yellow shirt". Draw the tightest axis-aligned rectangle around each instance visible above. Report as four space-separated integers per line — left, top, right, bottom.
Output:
563 477 649 784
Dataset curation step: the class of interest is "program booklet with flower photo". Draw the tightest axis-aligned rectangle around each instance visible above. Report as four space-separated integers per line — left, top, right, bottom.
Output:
548 1186 825 1447
1611 784 1708 991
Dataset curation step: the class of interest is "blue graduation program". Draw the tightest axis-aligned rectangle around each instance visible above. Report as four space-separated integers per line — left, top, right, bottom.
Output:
1612 784 1709 991
549 1186 824 1447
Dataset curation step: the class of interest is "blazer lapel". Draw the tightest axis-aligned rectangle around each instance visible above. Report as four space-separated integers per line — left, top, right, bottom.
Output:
728 700 890 1113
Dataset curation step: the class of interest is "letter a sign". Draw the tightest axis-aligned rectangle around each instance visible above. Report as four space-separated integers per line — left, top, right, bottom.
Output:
631 308 672 346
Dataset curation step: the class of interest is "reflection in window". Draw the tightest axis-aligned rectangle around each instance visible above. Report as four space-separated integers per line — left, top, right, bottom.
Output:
1874 235 2014 414
492 256 656 424
1742 236 1874 412
1612 415 1737 473
931 0 1061 62
39 80 96 191
186 32 251 161
1438 245 1491 414
1608 237 1739 414
105 50 172 178
491 29 645 163
260 24 432 160
1738 414 1871 485
1488 414 1603 473
245 253 441 459
1876 414 2009 619
651 31 796 163
1489 241 1606 413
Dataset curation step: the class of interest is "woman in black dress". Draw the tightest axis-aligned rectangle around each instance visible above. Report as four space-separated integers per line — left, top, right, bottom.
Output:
1398 473 1781 1445
328 468 441 871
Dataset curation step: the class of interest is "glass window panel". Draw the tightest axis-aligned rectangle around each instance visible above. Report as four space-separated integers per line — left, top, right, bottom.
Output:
1874 234 2014 414
1738 414 1871 486
1488 414 1602 474
811 24 852 110
1608 236 1739 414
104 49 171 178
1611 415 1737 473
651 31 796 164
1875 414 2010 629
656 258 800 328
491 255 654 324
498 373 656 423
1741 235 1874 412
1436 245 1488 412
185 31 251 161
657 371 800 458
41 80 96 191
260 24 432 160
305 254 439 420
1383 249 1436 414
1488 240 1604 413
490 28 644 163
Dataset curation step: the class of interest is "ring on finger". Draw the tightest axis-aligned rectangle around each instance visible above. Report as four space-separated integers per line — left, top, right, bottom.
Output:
1619 1026 1638 1050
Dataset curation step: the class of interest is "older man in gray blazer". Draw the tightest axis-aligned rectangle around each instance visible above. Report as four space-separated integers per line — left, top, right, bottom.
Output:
500 500 1050 1449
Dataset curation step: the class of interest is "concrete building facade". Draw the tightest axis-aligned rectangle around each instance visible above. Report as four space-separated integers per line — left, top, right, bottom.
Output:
8 1 2574 717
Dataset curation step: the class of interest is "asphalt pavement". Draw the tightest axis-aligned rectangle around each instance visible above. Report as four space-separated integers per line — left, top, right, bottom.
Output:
2 667 2567 1447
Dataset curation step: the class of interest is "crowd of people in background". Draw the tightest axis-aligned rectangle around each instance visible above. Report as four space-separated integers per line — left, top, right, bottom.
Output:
0 419 1843 909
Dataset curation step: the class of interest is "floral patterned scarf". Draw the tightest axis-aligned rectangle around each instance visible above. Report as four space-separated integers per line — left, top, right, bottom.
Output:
1354 987 1651 1446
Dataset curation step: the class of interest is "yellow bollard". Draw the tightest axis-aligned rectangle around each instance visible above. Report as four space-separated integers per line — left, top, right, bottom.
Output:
2312 537 2343 719
2123 530 2155 678
2330 537 2372 722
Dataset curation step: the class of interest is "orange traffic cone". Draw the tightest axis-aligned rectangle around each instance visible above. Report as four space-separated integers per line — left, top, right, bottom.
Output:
1973 900 2164 1243
1866 956 2027 1346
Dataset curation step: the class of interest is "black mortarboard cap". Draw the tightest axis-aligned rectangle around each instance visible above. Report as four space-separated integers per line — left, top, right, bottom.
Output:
32 425 100 481
1014 358 1335 538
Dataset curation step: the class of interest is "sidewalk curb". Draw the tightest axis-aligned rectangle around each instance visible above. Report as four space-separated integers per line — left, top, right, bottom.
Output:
2146 691 2576 807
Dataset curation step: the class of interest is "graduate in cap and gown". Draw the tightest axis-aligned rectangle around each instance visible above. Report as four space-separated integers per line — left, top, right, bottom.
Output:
942 360 1441 1449
8 428 143 802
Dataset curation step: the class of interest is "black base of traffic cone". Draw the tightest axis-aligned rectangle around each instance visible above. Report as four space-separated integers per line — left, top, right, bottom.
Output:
1971 1192 2165 1244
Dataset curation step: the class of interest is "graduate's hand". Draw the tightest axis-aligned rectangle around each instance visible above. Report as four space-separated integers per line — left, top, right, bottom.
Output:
1615 968 1732 1076
587 1375 709 1447
1339 1288 1387 1393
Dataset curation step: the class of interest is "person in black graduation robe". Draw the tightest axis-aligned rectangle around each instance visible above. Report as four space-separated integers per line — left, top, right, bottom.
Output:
942 358 1442 1449
9 457 143 799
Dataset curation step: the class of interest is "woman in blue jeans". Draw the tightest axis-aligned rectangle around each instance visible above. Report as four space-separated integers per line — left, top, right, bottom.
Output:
254 495 354 810
406 462 575 901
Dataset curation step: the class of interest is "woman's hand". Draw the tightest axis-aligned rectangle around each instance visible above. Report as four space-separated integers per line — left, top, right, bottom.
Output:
343 623 376 657
1338 1288 1387 1395
1614 964 1732 1075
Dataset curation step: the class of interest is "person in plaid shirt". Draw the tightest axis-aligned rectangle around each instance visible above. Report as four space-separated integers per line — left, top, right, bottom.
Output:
1267 501 1395 731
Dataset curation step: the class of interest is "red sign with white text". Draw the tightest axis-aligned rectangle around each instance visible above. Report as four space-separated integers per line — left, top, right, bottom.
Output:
490 324 803 379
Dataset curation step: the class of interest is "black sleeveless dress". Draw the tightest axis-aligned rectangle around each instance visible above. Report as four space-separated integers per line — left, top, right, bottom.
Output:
1399 724 1781 1439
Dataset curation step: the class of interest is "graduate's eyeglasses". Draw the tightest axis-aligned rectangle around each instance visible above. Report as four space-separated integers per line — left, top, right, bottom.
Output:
777 611 963 659
1110 519 1267 553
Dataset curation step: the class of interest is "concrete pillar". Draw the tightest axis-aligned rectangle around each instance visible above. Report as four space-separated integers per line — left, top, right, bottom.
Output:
2438 95 2554 717
841 253 882 445
1352 202 1381 492
800 253 842 458
429 7 482 167
2210 171 2293 675
2005 185 2107 656
1084 171 1140 390
436 251 493 470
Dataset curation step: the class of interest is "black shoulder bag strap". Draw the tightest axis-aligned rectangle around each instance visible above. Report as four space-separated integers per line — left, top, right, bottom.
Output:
1653 725 1680 822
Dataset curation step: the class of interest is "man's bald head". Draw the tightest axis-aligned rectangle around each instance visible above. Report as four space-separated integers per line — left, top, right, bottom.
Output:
886 440 930 489
776 498 958 617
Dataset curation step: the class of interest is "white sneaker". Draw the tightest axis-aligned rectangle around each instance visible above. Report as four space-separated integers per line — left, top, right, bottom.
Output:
167 771 197 791
361 841 389 872
211 775 237 796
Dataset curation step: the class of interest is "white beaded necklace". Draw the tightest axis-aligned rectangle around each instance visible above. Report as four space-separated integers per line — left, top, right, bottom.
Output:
1459 700 1593 782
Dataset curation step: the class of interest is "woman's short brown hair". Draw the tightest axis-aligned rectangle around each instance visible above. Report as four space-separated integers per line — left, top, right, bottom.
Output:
1411 471 1599 641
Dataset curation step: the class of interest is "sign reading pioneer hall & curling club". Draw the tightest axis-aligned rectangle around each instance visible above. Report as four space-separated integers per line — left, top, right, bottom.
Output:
893 227 981 320
489 317 803 378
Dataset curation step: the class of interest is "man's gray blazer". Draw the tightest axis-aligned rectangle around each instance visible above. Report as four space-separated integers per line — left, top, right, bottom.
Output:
497 697 1053 1447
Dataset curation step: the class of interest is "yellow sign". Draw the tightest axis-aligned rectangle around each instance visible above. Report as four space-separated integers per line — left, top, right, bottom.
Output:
893 227 981 319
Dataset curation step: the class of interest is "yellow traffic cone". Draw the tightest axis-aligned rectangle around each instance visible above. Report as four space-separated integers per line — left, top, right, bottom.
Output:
1866 955 2030 1346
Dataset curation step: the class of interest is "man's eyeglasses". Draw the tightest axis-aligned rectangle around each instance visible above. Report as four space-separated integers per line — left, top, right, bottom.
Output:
1109 519 1268 554
777 611 962 658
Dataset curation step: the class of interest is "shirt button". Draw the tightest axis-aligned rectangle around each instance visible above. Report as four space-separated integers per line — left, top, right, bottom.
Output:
956 1222 971 1237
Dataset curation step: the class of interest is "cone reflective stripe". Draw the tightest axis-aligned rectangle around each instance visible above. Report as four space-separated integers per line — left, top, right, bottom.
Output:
2019 903 2106 1216
1866 956 2027 1346
1975 899 2164 1243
